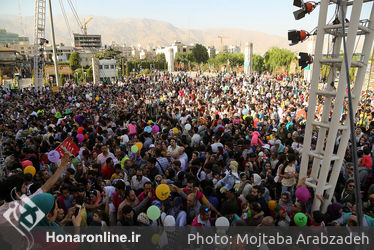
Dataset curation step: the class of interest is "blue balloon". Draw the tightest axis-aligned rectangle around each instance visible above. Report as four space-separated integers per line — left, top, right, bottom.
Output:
144 126 152 133
242 109 249 116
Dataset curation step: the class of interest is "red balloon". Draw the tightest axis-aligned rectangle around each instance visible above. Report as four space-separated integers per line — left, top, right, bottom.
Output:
77 127 84 134
21 160 33 169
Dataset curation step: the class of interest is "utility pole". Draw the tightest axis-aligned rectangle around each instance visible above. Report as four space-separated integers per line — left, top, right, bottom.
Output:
48 0 60 87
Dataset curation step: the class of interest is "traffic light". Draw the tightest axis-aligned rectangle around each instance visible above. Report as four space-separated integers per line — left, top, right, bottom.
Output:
288 30 310 46
293 0 318 20
298 52 313 68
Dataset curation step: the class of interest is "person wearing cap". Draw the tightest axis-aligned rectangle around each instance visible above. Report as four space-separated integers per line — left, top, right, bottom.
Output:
191 205 212 227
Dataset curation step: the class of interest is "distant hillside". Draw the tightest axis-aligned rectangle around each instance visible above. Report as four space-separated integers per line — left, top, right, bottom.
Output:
0 15 307 54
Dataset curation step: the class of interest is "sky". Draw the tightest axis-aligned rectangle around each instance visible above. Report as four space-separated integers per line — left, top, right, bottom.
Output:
0 0 372 37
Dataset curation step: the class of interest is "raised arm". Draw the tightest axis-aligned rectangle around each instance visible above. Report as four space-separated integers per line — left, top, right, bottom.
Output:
41 153 72 193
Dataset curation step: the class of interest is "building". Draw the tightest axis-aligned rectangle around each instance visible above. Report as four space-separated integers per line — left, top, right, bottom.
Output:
73 33 102 49
207 46 216 58
93 59 117 82
155 41 194 57
43 44 74 63
7 37 34 56
0 45 18 78
227 45 241 53
78 50 96 67
0 29 19 45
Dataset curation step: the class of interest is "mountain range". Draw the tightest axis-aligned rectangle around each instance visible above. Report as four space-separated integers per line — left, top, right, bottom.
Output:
0 15 307 54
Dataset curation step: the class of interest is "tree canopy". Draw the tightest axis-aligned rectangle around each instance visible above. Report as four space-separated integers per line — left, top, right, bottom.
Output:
192 44 209 64
69 52 81 70
263 47 296 73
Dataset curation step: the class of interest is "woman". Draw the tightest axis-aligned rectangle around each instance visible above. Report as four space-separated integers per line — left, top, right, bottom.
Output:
278 191 293 214
280 154 297 196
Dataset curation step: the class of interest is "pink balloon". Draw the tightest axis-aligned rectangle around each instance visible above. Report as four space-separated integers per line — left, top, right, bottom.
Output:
152 125 159 133
295 186 310 202
21 160 33 169
76 133 85 142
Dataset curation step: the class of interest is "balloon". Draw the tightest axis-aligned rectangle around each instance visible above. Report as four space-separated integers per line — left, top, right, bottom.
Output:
185 124 191 131
131 145 138 153
155 184 170 201
242 109 249 115
21 160 33 169
85 94 90 99
144 126 152 133
146 205 161 221
88 97 92 101
48 150 60 163
152 125 159 133
148 120 153 125
95 96 99 101
172 127 179 134
77 127 84 134
76 103 80 108
151 234 160 245
89 93 93 97
120 156 130 169
215 216 230 227
68 96 72 101
163 215 176 226
294 212 307 226
76 134 85 142
65 109 72 115
24 166 36 177
295 186 310 202
268 200 277 210
135 142 143 151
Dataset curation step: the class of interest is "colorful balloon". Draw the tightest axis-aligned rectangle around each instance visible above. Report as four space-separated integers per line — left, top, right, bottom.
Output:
152 125 159 133
295 186 310 202
21 160 33 169
24 166 36 177
48 150 60 163
135 142 143 151
131 145 138 153
95 96 99 101
146 205 161 221
294 212 307 226
144 126 152 133
172 127 179 134
185 124 192 131
268 200 277 210
77 127 84 134
242 109 249 115
76 134 85 142
215 216 230 227
155 184 170 201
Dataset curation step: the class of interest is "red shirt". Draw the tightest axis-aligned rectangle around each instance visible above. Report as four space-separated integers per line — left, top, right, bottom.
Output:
102 164 114 180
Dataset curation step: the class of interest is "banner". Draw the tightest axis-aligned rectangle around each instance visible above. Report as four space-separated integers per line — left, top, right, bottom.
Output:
55 138 79 158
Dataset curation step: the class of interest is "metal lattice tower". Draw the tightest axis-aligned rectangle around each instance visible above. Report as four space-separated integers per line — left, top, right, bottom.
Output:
33 0 47 89
299 0 374 212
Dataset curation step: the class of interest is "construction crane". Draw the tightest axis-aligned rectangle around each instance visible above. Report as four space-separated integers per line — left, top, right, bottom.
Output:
81 17 93 35
218 35 230 53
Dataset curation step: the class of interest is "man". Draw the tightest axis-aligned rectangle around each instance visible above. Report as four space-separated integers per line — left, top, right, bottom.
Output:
102 157 114 180
117 189 140 221
146 157 160 182
220 188 241 217
57 185 74 215
190 127 201 147
131 169 151 193
177 147 188 172
247 186 269 216
167 138 180 156
155 148 170 175
97 145 119 167
137 182 156 204
211 136 223 153
191 205 212 226
118 192 151 226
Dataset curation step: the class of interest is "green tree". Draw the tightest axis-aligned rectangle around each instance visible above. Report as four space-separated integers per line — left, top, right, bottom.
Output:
252 54 265 73
103 47 122 59
192 44 209 64
156 53 166 62
69 52 81 70
264 47 296 73
86 66 93 82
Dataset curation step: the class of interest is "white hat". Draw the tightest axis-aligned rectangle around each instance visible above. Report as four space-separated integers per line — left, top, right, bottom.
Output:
234 113 239 117
149 144 155 148
262 144 271 150
272 128 278 132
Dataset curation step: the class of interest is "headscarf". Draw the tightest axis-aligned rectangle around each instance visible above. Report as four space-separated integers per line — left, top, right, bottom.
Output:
279 191 293 214
325 203 343 223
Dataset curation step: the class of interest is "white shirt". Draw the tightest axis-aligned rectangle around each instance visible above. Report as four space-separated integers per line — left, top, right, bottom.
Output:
131 176 151 190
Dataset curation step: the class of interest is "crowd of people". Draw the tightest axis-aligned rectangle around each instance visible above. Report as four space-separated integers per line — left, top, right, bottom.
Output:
0 71 373 230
